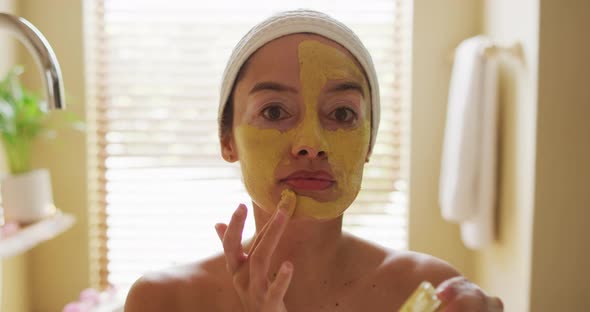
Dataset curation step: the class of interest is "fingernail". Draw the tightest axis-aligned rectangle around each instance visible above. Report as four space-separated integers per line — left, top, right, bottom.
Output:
236 204 246 216
436 285 456 302
281 262 293 273
214 224 223 239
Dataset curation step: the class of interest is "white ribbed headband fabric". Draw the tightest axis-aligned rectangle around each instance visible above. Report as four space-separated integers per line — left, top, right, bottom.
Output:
218 9 380 158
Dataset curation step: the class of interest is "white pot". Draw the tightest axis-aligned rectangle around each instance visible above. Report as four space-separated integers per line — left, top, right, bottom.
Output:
1 169 56 224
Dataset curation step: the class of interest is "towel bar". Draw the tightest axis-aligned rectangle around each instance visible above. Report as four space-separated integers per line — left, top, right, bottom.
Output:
449 40 524 62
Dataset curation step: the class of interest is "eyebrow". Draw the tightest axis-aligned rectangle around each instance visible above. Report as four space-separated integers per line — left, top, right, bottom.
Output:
248 82 298 95
325 81 366 98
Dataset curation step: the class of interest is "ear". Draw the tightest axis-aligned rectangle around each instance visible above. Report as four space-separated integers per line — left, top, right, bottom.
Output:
221 133 238 163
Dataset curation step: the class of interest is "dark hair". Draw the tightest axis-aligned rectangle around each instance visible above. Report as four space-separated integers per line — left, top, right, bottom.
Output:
220 60 252 138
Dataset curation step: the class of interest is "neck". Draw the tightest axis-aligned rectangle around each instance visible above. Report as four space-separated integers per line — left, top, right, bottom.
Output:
248 203 346 288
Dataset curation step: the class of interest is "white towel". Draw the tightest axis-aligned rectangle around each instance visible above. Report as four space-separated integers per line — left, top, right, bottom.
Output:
439 36 499 249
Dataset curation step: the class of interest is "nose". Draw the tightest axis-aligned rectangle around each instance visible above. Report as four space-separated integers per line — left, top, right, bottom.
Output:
292 145 327 159
291 123 328 160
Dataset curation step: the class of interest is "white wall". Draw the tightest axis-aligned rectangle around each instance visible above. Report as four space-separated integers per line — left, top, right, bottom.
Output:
1 1 88 311
472 1 590 311
473 0 539 311
409 0 482 278
1 2 33 312
0 0 17 76
19 0 90 310
0 3 29 312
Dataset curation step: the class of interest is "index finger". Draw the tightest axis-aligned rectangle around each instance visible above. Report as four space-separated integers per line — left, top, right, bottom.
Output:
248 191 296 272
249 190 297 255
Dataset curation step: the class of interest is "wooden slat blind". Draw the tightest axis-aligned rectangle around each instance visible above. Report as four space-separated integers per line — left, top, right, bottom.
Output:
85 0 411 291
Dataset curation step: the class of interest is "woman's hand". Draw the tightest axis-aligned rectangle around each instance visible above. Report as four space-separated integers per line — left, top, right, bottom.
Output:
215 195 296 312
436 276 504 311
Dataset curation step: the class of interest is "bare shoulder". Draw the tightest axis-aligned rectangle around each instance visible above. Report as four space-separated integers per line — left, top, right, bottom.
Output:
342 234 461 287
124 253 238 312
380 248 462 288
339 235 463 309
124 270 178 312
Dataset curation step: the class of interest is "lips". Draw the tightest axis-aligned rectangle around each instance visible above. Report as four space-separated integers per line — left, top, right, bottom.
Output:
280 170 335 191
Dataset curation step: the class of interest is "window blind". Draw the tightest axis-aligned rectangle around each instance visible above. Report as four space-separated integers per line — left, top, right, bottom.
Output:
85 0 411 290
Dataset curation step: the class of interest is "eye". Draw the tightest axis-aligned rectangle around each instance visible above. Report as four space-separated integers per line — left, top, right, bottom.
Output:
328 107 357 123
261 105 291 121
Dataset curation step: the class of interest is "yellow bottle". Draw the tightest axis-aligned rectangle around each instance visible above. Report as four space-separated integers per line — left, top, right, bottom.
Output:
399 281 442 312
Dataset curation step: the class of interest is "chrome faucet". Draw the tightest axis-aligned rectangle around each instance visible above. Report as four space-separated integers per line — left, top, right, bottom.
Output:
0 12 65 110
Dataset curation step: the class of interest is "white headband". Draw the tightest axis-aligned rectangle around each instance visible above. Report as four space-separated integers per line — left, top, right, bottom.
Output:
218 9 380 157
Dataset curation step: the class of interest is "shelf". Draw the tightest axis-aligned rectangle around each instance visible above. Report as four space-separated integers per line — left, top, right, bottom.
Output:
0 212 75 259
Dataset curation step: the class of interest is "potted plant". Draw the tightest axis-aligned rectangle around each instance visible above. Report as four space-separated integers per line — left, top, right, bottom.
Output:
0 66 81 224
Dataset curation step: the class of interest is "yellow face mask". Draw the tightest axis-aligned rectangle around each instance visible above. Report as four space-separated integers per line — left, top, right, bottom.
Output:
234 39 371 219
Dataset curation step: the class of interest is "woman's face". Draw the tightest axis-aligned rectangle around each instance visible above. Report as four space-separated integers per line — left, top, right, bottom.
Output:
223 33 371 219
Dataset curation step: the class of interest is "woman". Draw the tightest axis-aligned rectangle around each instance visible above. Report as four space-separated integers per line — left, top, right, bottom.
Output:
125 10 503 311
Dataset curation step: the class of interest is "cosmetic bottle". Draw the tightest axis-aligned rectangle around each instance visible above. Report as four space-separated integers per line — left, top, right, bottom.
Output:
399 281 441 312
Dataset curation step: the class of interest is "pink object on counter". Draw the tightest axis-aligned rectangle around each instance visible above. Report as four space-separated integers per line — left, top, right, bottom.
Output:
79 288 101 305
62 301 93 312
63 286 120 312
0 221 20 237
62 302 82 312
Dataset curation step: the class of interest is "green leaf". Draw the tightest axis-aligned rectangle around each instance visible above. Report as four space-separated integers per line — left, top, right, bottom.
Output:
0 65 85 174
